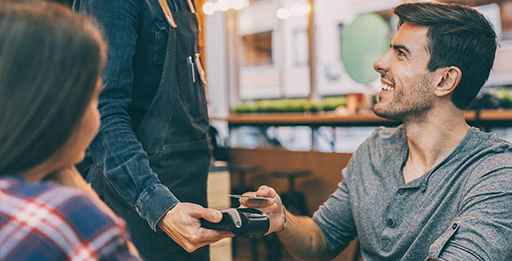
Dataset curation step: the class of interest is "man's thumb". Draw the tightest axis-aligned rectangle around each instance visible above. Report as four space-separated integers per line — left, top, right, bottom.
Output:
203 209 223 223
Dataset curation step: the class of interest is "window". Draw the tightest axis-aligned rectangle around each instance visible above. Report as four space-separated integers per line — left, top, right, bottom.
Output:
241 31 273 67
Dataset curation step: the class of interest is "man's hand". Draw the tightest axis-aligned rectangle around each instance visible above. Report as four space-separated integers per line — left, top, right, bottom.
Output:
158 203 233 252
239 185 286 235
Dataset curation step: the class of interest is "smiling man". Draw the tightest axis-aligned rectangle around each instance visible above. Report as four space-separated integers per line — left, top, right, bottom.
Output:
240 2 512 260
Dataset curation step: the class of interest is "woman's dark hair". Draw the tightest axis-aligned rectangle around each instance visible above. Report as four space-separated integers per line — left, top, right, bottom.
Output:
394 2 497 109
45 0 73 8
0 0 105 174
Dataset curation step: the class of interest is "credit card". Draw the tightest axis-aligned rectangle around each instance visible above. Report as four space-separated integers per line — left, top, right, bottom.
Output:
228 194 270 201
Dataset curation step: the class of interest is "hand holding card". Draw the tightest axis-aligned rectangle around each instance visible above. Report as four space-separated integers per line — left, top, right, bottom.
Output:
228 194 271 200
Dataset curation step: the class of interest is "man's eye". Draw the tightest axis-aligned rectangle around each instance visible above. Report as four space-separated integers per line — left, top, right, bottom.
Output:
397 51 405 57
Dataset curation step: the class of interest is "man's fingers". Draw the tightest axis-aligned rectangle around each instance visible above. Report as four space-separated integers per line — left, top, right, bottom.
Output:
182 230 234 253
239 186 276 207
249 198 274 207
178 227 232 252
242 192 256 197
159 204 230 253
185 204 222 223
198 228 234 242
185 227 230 244
255 185 277 198
240 197 274 207
256 203 279 214
198 208 223 223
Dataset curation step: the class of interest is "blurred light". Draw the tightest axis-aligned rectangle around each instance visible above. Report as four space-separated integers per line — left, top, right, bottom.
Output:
243 0 250 7
218 0 232 11
304 4 311 13
232 0 245 10
203 2 217 15
276 8 291 19
291 4 310 16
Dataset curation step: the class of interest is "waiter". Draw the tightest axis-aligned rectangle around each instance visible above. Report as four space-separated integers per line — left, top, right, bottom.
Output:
74 0 231 260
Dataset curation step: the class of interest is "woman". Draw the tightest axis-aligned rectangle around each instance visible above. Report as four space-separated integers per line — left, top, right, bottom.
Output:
0 0 139 260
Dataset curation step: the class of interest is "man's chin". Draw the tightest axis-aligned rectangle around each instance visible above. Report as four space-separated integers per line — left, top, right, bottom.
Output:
373 106 402 121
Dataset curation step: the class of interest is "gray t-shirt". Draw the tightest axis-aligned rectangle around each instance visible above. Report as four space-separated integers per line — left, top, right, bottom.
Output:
313 126 512 261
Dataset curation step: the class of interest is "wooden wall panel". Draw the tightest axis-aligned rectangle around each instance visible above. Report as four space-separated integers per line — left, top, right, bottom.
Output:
228 148 352 213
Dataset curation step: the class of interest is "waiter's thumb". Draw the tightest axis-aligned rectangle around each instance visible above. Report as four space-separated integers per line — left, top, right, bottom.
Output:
200 208 223 223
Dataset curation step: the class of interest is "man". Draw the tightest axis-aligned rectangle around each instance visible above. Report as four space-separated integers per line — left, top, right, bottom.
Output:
73 0 231 260
242 2 512 260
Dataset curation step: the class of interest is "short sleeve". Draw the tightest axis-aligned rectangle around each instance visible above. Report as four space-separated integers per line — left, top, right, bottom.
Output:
313 167 358 257
428 166 512 261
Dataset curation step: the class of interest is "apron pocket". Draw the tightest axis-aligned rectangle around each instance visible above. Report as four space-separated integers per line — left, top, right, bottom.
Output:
177 63 208 121
153 22 168 70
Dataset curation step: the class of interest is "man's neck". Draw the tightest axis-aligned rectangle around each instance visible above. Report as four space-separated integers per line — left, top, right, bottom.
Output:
402 108 470 184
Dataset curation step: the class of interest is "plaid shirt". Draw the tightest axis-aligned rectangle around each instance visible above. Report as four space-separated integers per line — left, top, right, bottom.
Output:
0 176 140 261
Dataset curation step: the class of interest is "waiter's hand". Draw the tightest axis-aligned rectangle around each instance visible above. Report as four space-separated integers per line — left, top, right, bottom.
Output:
158 203 233 252
240 185 286 235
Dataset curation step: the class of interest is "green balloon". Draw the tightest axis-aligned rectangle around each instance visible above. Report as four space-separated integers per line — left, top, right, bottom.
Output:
341 13 390 85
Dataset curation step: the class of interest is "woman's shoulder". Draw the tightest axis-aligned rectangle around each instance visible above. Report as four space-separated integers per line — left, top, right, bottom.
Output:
0 176 62 198
2 177 93 210
0 177 131 260
1 176 124 231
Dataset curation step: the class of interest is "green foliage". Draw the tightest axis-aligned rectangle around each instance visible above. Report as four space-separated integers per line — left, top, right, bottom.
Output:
232 97 347 113
496 89 512 108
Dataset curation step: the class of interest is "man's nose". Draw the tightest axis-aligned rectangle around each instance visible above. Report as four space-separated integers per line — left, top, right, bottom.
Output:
373 51 390 74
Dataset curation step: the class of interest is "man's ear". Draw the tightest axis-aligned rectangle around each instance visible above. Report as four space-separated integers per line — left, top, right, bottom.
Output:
434 66 462 97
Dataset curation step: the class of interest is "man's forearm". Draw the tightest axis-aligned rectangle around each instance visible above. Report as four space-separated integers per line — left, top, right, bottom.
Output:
277 211 331 261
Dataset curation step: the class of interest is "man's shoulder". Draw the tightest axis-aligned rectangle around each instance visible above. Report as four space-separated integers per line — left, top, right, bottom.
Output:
469 128 512 170
469 144 512 177
461 130 512 189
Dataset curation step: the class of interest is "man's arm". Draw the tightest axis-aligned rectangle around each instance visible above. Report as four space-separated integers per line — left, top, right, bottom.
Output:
278 208 331 260
241 177 357 260
429 165 512 261
74 0 229 252
241 186 331 260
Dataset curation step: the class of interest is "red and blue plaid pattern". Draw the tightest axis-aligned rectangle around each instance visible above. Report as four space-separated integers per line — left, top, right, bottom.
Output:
0 176 139 260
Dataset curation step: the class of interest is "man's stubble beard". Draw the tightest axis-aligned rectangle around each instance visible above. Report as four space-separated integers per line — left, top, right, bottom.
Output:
373 73 434 123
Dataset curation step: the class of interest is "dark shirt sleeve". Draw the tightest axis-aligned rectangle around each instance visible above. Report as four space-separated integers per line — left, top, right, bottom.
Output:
433 162 512 261
74 0 179 231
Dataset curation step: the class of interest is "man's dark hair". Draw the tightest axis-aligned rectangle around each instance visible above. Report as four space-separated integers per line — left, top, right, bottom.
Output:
394 2 497 109
0 0 105 174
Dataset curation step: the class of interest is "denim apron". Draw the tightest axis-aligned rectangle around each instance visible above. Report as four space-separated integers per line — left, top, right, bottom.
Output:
98 0 212 259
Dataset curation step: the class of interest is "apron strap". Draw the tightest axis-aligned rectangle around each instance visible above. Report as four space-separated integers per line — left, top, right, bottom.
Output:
186 0 196 13
158 0 178 28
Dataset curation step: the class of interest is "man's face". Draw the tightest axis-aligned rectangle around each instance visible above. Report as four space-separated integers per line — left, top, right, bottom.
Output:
373 22 436 122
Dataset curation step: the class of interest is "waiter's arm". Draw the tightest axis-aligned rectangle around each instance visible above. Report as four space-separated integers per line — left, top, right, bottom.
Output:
74 0 229 252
